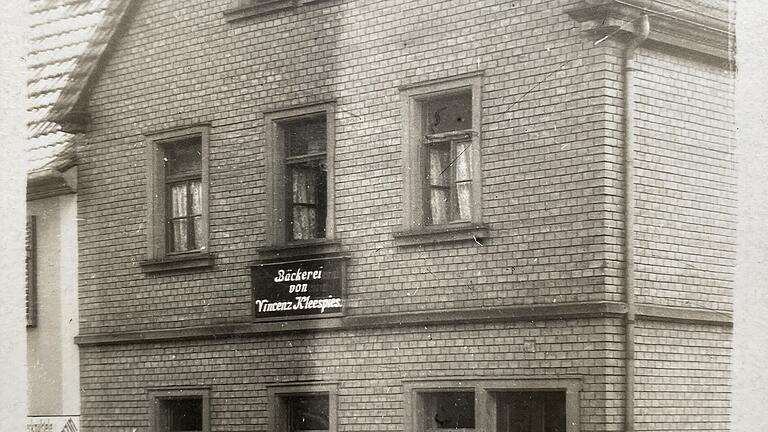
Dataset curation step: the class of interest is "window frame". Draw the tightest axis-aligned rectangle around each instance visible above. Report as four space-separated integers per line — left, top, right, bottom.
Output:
145 126 210 264
400 73 483 232
417 389 479 432
264 103 336 247
404 378 580 432
267 383 338 432
148 387 211 432
164 139 204 253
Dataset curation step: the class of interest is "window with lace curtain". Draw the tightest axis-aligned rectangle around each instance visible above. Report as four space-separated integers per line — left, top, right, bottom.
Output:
422 92 475 225
143 126 211 270
283 117 328 240
165 139 203 252
264 103 335 247
397 74 485 245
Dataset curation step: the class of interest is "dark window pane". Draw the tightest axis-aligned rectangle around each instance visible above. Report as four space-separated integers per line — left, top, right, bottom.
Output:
496 392 566 432
424 391 475 429
167 398 202 432
285 117 326 157
425 92 472 134
288 394 329 431
166 138 202 176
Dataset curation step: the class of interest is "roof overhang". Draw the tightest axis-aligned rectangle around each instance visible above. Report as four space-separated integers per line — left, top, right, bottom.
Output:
27 156 78 201
47 0 143 133
567 0 735 66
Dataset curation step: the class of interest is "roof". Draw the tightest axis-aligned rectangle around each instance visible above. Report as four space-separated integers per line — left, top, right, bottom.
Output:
42 0 734 149
26 0 108 174
45 0 140 134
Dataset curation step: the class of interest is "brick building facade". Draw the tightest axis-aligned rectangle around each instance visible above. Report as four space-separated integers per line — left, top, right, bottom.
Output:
49 0 735 431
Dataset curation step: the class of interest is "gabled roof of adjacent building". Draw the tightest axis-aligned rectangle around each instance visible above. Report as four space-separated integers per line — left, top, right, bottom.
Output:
27 0 109 175
45 0 140 134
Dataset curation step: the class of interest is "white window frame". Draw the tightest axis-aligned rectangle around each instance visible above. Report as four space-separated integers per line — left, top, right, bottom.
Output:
264 103 336 247
400 73 483 231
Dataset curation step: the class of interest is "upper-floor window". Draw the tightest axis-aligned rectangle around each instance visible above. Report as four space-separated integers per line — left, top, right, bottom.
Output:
400 74 483 233
423 91 474 225
164 138 203 252
283 116 328 240
265 103 335 247
143 126 211 269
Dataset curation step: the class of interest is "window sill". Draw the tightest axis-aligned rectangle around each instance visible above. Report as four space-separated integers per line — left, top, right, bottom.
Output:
224 0 325 22
257 239 343 261
140 252 215 273
393 224 489 247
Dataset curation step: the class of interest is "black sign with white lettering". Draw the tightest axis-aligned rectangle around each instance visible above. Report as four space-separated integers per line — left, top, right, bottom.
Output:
252 257 345 320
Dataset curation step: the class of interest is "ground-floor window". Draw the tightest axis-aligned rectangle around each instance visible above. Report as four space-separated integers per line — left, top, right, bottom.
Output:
149 387 210 432
419 391 476 431
268 383 338 432
495 391 566 432
405 379 579 432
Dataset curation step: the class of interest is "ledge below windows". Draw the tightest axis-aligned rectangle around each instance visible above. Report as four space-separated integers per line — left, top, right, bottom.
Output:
73 302 733 346
393 224 489 247
224 0 327 22
257 239 343 261
140 252 215 273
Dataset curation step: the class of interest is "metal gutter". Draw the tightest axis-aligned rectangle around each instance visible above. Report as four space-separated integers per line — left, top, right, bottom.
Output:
622 14 649 432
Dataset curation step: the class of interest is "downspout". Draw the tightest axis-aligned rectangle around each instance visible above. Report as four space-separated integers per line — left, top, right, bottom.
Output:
623 14 649 432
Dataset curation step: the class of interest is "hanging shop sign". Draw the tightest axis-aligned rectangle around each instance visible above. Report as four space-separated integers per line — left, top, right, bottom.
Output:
252 256 346 320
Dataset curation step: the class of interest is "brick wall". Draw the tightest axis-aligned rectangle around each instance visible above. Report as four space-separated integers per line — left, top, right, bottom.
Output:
79 318 623 431
633 48 736 312
635 321 731 431
79 0 624 334
72 0 735 431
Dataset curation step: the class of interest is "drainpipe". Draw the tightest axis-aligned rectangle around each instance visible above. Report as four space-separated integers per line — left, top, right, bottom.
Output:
623 14 649 432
